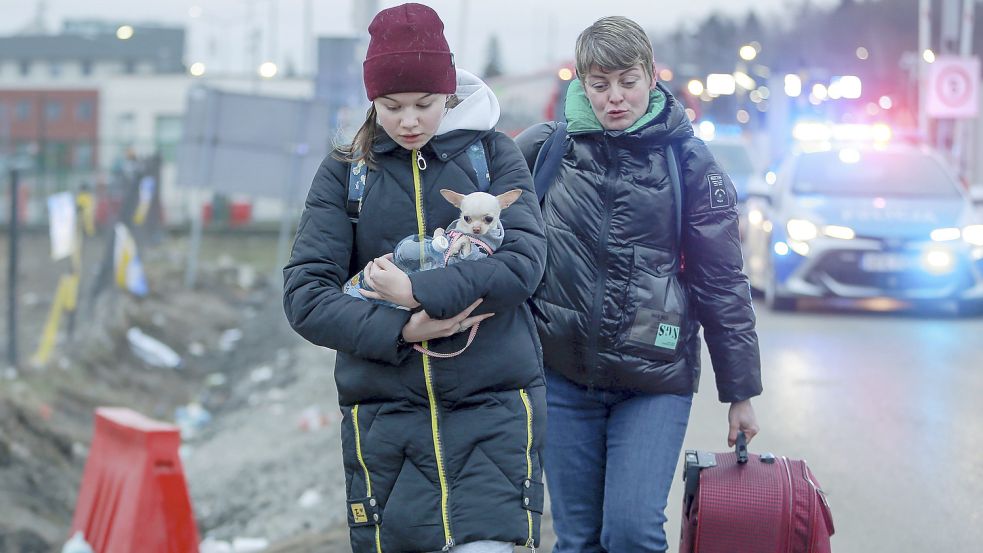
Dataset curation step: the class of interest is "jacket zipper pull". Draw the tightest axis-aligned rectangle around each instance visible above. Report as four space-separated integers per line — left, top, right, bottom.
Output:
441 539 455 551
416 150 428 171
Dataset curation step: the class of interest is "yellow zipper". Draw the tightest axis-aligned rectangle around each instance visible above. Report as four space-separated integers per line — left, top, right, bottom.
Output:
412 149 454 550
519 389 536 550
352 405 383 553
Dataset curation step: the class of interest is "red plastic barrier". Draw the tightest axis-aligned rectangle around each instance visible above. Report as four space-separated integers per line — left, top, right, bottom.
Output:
70 407 200 553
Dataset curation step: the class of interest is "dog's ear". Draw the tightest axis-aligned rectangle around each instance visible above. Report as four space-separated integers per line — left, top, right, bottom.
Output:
440 189 465 208
497 189 522 209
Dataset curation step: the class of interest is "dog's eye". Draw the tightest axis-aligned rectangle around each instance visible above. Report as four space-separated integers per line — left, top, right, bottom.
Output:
463 216 472 223
483 216 494 224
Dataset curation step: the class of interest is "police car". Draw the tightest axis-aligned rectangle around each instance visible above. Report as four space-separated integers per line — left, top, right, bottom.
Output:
705 137 765 241
743 124 983 314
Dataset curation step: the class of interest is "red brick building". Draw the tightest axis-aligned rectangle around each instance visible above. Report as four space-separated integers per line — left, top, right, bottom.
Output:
0 89 99 173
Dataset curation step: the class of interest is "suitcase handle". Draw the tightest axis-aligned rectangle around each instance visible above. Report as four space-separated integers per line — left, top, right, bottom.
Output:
736 431 749 464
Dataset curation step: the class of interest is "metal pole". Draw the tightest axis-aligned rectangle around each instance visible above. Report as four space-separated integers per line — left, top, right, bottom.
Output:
918 0 931 143
185 89 219 289
959 0 977 184
7 168 19 367
274 100 312 285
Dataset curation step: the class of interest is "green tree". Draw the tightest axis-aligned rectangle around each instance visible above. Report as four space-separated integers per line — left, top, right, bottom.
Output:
483 35 503 78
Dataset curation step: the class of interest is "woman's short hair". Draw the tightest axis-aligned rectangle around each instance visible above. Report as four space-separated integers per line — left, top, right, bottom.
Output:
575 16 654 81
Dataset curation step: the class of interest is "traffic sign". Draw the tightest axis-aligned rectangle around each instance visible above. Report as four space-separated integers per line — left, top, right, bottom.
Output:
926 56 980 119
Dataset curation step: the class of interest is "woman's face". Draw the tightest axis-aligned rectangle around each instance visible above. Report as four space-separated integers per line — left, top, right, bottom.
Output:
373 92 447 150
582 63 653 131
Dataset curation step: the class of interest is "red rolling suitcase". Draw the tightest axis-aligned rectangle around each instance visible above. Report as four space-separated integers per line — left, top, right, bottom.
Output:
680 434 835 553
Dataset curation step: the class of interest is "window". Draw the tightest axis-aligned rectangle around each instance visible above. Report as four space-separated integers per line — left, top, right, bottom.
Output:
155 115 182 162
45 101 63 122
16 100 31 121
19 60 30 76
793 150 960 198
81 60 93 76
49 62 62 78
124 60 136 74
116 112 136 144
75 101 93 122
42 141 72 171
73 141 94 169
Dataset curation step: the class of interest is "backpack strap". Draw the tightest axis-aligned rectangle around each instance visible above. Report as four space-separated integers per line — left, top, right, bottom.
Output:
466 140 491 192
531 121 568 204
347 158 367 223
347 139 491 224
665 141 684 246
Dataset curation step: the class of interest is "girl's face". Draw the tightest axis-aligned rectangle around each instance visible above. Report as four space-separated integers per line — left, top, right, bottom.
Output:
373 92 448 150
582 63 653 131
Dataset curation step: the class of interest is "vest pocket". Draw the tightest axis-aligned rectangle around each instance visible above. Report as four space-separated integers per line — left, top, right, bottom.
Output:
622 245 687 362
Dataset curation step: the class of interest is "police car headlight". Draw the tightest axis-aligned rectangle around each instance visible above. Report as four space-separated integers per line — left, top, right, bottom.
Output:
823 225 855 240
921 247 955 274
963 224 983 246
786 219 818 241
930 227 961 242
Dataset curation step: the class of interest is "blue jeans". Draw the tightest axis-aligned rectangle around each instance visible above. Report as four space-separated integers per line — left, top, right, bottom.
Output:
544 368 693 553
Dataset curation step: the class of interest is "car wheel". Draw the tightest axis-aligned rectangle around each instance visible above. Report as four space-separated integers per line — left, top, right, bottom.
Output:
765 267 797 312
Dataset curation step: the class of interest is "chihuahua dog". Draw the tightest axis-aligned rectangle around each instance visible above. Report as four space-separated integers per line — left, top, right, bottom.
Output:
438 189 522 258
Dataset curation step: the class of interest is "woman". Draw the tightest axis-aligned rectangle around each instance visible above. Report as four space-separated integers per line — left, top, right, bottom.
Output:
283 4 547 552
515 16 762 553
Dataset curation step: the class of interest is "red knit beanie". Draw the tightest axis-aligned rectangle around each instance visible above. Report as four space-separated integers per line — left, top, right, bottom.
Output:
363 3 456 100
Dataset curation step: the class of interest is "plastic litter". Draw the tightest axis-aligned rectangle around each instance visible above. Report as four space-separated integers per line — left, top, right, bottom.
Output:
175 403 212 440
250 366 273 383
298 488 323 508
232 537 269 553
298 405 333 432
199 537 234 553
218 329 243 352
127 327 182 369
61 531 94 553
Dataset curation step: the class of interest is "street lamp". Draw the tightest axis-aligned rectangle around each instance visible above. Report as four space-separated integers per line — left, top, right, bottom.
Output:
189 62 206 77
687 79 705 96
116 25 134 40
258 62 278 78
739 44 757 62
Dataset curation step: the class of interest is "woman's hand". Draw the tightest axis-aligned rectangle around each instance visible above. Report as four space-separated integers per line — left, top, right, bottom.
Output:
727 399 759 447
401 299 494 343
360 253 420 309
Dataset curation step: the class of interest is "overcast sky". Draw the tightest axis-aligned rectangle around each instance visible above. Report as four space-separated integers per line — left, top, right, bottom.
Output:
0 0 838 75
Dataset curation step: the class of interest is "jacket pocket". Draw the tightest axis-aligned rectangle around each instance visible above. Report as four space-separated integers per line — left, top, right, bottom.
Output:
622 244 688 362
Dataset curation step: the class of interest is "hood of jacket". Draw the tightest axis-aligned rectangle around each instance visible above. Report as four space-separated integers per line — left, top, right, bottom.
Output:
564 79 692 143
436 68 501 135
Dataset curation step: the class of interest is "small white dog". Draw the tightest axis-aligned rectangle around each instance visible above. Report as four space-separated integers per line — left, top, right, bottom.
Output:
438 189 522 258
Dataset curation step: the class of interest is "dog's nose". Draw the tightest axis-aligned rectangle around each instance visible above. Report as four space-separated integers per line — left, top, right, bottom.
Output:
472 227 482 233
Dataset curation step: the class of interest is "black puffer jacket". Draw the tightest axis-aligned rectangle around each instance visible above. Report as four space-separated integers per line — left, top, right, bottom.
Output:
284 73 547 552
515 81 761 402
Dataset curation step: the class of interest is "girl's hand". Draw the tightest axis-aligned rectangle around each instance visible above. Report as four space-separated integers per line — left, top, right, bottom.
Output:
361 253 420 309
401 299 493 343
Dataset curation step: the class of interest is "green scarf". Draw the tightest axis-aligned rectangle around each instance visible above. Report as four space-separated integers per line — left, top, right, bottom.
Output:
564 78 667 134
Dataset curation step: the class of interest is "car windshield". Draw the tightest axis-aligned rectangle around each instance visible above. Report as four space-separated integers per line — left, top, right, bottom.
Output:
708 143 754 175
792 150 960 198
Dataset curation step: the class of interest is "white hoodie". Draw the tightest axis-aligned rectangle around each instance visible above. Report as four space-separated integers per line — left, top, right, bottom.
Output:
436 68 501 135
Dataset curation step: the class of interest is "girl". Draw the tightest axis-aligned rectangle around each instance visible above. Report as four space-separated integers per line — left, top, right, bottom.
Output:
283 4 547 553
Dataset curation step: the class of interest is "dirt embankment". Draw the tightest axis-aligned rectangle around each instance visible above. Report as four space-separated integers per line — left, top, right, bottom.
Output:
0 233 306 552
